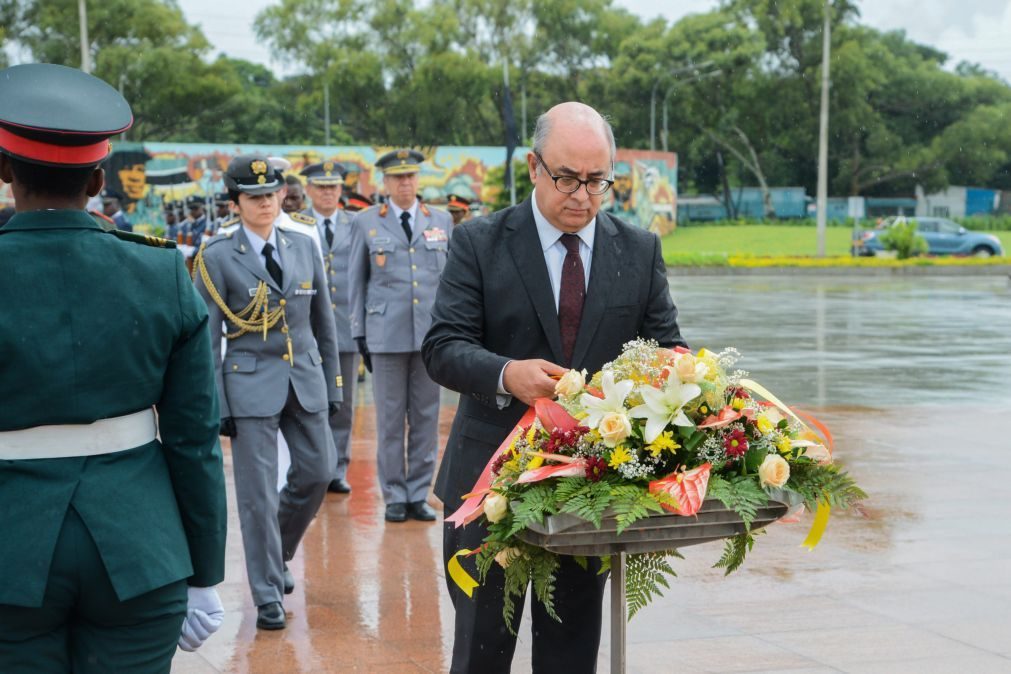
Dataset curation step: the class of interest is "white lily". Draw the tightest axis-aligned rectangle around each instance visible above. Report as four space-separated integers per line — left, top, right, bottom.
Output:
628 368 702 443
579 370 635 429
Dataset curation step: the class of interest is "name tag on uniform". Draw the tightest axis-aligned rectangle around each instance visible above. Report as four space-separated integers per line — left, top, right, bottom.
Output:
371 236 392 245
295 281 317 296
249 287 273 297
423 228 448 243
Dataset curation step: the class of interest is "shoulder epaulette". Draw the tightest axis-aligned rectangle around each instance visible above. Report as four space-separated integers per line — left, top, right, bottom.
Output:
378 203 389 217
107 229 177 249
420 203 431 217
203 229 234 247
219 215 240 228
289 211 316 226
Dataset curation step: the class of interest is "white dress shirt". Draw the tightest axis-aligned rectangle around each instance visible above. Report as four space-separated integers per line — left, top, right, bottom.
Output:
389 200 419 238
242 225 282 273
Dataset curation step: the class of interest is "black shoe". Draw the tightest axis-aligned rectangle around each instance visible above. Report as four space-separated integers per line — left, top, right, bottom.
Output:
327 477 352 494
283 564 294 595
407 500 437 521
385 502 408 522
256 602 286 630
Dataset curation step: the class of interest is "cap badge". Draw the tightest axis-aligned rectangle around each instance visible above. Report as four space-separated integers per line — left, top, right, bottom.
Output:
397 150 409 160
251 160 268 175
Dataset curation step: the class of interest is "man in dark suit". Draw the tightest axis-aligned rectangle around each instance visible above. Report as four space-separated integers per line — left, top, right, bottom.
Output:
422 102 687 673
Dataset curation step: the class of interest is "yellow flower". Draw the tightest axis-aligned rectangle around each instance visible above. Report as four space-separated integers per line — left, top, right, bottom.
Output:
756 414 774 435
586 429 603 444
646 430 681 458
526 454 544 470
525 425 537 445
731 397 746 411
776 436 793 454
608 445 633 468
503 456 521 473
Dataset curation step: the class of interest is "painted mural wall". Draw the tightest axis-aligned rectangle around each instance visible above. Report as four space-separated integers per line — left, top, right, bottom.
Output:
0 144 677 235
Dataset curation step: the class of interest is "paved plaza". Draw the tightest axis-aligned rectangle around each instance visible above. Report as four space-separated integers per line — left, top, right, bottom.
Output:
173 275 1011 673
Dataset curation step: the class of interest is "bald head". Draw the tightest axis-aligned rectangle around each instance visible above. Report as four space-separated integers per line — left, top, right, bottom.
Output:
532 102 616 163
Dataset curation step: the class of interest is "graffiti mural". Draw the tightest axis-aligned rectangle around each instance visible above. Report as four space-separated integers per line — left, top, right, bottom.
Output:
0 144 678 236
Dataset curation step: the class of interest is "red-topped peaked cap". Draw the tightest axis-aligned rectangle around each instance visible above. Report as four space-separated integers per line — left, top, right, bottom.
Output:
0 63 133 167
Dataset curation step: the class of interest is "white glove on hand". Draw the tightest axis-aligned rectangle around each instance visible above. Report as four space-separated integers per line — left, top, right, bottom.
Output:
178 586 225 652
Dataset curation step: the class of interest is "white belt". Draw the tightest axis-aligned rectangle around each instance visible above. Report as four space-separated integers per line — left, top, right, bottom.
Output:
0 408 157 460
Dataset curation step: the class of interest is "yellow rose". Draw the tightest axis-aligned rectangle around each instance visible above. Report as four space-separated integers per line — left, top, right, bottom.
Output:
483 492 509 523
495 547 520 569
598 412 632 447
554 369 587 397
758 454 790 488
673 353 709 383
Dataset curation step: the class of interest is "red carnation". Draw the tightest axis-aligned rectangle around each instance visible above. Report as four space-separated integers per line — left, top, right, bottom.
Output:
490 452 509 476
724 429 749 458
585 457 607 482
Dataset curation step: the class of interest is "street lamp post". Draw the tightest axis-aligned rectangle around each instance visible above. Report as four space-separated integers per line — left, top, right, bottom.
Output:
816 0 832 257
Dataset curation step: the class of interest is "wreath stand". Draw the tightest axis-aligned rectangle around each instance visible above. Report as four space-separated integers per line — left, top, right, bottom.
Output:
518 495 799 673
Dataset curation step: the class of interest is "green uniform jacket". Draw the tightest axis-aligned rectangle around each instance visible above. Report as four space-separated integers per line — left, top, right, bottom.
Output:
0 210 227 608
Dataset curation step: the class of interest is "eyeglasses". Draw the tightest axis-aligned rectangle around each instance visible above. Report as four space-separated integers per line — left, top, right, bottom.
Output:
534 153 614 196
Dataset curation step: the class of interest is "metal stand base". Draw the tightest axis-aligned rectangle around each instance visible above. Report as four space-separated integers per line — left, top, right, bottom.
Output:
610 551 626 674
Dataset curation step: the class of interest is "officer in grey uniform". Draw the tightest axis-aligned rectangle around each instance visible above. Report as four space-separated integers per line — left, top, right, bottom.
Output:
348 149 452 523
193 154 343 630
301 160 357 494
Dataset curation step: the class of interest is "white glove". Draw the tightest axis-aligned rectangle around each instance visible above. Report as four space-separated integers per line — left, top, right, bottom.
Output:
178 586 225 652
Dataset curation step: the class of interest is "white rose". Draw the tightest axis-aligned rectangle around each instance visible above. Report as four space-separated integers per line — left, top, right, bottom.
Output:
598 412 632 447
483 492 509 523
554 368 587 397
758 454 791 488
495 547 520 568
673 353 709 383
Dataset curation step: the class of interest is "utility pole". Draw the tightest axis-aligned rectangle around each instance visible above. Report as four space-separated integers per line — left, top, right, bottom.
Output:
323 81 330 146
816 0 832 257
78 0 91 73
650 78 660 152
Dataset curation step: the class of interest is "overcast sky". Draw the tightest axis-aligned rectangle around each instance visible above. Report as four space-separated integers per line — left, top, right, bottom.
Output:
178 0 1011 82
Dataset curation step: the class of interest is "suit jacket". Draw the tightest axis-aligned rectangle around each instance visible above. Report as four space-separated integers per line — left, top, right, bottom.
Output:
194 226 342 419
301 208 356 353
422 199 686 510
0 209 226 607
348 203 452 353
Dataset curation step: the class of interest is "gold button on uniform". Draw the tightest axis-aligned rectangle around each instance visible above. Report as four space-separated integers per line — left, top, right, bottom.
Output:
411 264 417 270
412 281 418 287
232 364 238 371
413 298 419 304
282 353 290 361
331 286 336 292
332 303 337 309
409 247 415 253
279 299 287 307
281 326 288 334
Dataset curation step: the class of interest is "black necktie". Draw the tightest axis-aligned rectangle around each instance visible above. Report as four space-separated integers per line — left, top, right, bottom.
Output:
399 211 412 241
324 218 334 247
262 242 283 288
558 234 586 365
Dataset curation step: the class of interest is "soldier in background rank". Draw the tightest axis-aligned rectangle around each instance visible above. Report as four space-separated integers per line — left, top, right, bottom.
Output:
348 149 452 523
446 193 473 227
343 190 373 213
193 155 343 630
301 160 357 494
282 174 306 213
185 194 209 248
211 192 232 233
0 63 227 669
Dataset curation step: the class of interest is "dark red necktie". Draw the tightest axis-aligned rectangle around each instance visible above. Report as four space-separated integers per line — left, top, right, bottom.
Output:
558 233 585 365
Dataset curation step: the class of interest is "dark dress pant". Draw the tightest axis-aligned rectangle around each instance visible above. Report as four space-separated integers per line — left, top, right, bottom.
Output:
0 507 187 673
443 520 607 674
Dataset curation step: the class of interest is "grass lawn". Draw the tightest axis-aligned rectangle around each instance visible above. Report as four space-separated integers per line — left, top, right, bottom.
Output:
661 225 854 260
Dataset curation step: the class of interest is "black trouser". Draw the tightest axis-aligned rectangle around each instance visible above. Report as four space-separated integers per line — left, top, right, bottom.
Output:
0 507 187 673
443 521 607 674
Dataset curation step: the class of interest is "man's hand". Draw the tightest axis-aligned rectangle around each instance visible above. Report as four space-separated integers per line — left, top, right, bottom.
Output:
355 337 373 373
178 586 224 652
502 359 568 406
219 417 236 438
328 401 341 417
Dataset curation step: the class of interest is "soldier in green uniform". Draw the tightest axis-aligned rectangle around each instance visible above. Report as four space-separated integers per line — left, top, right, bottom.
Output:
0 64 227 671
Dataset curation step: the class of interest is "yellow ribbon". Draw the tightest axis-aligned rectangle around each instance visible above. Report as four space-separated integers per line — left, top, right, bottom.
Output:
801 501 831 551
739 378 807 427
448 548 480 598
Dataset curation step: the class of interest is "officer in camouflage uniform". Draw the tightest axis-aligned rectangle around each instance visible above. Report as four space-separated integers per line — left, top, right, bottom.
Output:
193 154 342 630
301 160 357 494
348 149 452 523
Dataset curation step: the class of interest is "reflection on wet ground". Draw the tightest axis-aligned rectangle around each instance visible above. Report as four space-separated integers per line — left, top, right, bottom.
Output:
174 275 1011 673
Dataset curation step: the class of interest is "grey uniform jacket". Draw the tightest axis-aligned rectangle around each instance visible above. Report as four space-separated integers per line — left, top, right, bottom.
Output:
302 208 355 353
348 203 453 353
194 226 343 419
